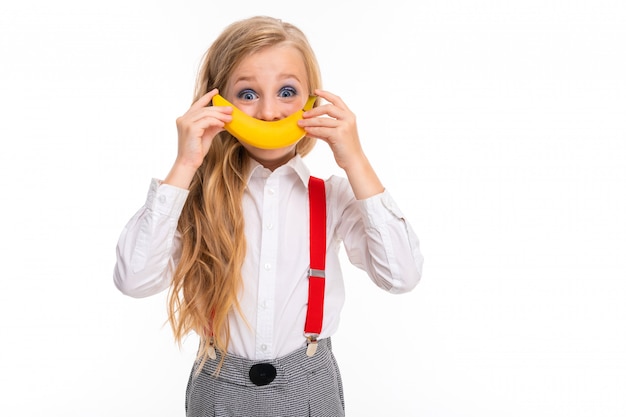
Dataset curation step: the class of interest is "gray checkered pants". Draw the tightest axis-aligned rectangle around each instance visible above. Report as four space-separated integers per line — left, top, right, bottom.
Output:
185 338 345 417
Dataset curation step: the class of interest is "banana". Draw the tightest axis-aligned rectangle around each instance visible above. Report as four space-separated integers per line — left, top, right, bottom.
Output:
212 94 316 149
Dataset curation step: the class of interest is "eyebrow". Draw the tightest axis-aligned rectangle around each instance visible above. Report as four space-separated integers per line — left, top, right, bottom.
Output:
231 73 303 85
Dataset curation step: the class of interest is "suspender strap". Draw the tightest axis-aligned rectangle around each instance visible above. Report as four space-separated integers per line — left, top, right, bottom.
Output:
304 176 326 338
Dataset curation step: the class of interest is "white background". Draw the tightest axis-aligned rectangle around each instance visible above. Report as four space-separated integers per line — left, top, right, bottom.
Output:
1 0 625 416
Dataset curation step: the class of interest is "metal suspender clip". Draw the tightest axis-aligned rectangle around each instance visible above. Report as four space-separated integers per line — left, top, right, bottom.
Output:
305 333 319 357
207 336 217 360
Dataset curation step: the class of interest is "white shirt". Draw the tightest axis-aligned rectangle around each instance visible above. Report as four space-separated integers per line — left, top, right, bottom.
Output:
114 155 423 360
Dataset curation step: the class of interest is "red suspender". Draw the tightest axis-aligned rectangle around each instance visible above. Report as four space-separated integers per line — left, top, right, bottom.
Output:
304 176 326 356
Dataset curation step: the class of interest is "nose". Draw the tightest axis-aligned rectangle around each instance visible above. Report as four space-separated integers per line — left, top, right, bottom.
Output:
256 98 282 121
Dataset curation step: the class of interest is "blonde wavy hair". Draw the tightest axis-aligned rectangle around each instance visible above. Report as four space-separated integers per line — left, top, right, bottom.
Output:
167 16 323 370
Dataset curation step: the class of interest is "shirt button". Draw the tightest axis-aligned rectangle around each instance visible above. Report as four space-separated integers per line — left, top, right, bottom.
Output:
158 195 166 204
264 263 272 271
266 223 274 230
261 344 267 351
267 188 275 195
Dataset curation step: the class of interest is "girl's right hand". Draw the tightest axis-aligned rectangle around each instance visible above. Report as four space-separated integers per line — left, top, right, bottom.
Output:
163 89 232 189
174 88 232 170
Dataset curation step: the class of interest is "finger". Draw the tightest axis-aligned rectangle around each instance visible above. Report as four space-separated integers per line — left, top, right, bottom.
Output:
299 116 339 129
302 125 341 142
193 116 227 131
189 88 219 111
314 89 347 109
189 105 232 124
303 103 348 121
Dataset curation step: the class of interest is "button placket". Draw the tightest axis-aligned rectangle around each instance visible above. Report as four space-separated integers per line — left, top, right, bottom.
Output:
255 177 280 359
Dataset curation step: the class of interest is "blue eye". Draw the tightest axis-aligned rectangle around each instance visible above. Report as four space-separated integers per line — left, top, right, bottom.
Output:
237 89 258 101
278 87 297 98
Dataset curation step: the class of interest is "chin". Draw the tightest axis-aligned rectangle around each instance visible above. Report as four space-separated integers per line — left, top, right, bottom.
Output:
243 143 297 169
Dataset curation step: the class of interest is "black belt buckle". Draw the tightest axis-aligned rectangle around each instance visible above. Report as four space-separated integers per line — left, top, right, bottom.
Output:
249 363 277 386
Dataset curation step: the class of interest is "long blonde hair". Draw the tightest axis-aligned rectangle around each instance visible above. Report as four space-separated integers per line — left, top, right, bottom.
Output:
167 16 323 369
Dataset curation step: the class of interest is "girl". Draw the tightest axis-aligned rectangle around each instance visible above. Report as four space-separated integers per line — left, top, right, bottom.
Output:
114 15 423 417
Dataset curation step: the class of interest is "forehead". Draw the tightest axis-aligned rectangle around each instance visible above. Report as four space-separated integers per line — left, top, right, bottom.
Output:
229 44 308 84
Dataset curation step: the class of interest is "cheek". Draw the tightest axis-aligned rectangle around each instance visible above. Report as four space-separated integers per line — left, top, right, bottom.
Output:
289 96 309 114
287 102 303 115
239 104 258 118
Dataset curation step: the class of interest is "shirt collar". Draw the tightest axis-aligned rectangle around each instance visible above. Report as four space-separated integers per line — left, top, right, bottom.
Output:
246 154 311 188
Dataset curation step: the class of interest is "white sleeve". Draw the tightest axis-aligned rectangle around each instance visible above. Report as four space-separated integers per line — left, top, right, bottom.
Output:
113 179 189 298
332 178 423 294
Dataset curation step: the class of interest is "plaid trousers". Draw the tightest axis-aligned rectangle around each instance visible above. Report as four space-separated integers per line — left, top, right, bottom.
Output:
185 338 345 417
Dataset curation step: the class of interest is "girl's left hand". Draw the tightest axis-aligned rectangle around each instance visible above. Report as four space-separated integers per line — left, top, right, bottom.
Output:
300 89 384 199
299 89 365 171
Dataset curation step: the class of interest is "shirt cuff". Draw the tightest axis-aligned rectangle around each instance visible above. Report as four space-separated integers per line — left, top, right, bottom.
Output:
145 178 189 217
358 189 406 228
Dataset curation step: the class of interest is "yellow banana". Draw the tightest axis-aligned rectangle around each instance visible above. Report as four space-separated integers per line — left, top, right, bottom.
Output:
212 94 316 149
